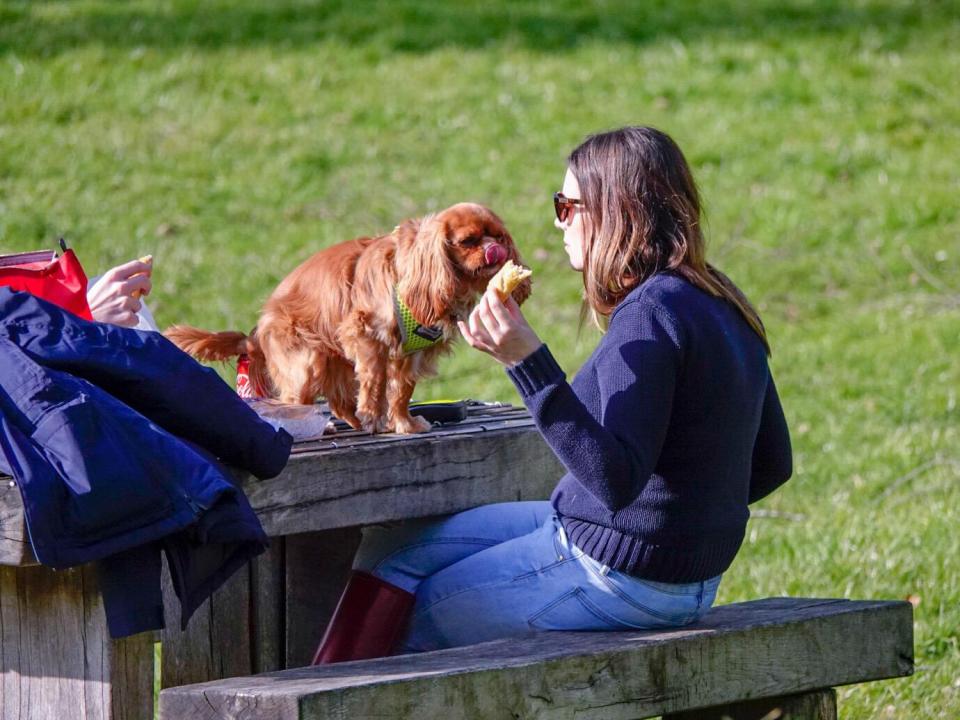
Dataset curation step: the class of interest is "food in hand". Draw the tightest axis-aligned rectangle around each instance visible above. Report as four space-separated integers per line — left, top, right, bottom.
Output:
132 255 152 299
488 259 532 301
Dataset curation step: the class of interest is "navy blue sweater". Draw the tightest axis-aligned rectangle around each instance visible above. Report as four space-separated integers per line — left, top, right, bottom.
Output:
508 272 792 583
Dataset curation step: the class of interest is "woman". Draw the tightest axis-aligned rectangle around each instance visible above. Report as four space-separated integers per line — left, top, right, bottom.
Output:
312 126 792 663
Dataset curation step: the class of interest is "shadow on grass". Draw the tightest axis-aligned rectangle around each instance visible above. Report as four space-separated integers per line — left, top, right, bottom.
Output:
0 0 956 57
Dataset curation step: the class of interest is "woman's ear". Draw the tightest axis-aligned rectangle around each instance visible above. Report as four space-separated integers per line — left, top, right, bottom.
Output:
396 215 455 327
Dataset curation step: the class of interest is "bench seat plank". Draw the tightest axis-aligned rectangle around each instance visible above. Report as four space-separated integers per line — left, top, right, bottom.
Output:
159 597 913 720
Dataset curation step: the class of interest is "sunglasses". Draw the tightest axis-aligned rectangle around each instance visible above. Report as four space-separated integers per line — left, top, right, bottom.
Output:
553 192 583 223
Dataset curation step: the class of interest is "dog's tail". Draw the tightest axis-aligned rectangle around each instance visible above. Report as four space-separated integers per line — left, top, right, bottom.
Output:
164 325 255 361
165 325 273 397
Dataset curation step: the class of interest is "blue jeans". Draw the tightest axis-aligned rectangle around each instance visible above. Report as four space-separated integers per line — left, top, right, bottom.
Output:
354 501 721 652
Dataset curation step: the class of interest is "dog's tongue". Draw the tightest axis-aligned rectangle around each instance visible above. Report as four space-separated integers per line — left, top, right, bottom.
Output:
485 243 508 266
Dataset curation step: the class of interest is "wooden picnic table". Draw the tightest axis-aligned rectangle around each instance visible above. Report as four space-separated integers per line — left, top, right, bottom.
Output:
0 404 562 720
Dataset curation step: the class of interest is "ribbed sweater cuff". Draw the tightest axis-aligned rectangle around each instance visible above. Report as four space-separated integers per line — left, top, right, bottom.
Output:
507 344 565 397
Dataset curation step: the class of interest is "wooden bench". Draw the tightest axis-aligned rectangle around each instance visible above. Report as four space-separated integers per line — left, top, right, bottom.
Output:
0 405 562 719
159 597 913 720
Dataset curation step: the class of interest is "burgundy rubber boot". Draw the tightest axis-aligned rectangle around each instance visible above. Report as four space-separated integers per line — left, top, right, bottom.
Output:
311 570 416 664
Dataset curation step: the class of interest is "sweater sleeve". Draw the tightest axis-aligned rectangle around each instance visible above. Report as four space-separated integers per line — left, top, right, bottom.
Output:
507 300 680 512
747 373 793 503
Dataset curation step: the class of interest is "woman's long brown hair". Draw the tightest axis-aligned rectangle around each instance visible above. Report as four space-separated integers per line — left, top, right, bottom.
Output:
568 126 770 354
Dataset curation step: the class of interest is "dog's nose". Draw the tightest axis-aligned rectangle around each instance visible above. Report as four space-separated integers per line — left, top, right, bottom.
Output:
483 243 508 266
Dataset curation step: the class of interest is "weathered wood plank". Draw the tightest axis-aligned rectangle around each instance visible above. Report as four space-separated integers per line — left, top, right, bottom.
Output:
17 565 91 718
160 555 215 689
0 564 23 720
105 631 157 720
284 529 362 669
210 558 254 681
251 540 285 675
244 422 560 538
159 598 913 720
160 554 253 689
0 564 154 720
81 565 156 720
0 479 34 566
664 689 838 720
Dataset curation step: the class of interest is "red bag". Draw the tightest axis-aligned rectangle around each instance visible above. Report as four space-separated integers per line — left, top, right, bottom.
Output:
0 241 94 320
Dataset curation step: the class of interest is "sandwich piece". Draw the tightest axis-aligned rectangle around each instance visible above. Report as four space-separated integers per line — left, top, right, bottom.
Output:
132 255 152 299
488 259 532 302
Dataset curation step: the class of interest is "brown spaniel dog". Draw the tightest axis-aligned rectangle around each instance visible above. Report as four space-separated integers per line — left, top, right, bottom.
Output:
166 203 530 434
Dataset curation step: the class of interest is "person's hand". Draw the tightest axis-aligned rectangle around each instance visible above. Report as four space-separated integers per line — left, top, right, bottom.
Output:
458 288 543 366
87 258 153 327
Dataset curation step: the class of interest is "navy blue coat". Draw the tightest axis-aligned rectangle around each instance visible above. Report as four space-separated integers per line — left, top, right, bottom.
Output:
0 287 293 637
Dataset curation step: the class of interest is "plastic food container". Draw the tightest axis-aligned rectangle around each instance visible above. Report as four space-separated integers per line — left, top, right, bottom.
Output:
244 398 332 442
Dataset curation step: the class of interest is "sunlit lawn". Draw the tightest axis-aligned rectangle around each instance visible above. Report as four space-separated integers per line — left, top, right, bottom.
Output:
2 1 958 716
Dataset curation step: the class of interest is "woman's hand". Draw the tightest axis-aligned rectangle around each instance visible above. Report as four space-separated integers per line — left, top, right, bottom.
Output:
87 258 153 327
458 289 543 366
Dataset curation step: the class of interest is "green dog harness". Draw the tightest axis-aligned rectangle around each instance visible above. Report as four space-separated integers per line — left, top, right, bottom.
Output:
394 287 444 354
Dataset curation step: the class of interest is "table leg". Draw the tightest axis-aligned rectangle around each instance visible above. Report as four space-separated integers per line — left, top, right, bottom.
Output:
160 545 259 689
159 526 362 688
0 564 154 720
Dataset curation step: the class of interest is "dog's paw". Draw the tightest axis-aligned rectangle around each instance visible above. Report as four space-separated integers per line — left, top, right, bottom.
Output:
357 411 389 434
391 414 432 434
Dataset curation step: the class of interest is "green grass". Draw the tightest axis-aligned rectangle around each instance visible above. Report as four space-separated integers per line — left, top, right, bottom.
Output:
2 1 958 716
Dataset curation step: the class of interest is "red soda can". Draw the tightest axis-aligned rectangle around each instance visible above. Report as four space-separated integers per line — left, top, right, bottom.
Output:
236 354 258 398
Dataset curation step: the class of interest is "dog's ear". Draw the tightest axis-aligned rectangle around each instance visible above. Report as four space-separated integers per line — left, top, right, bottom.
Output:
501 225 522 265
396 214 456 327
